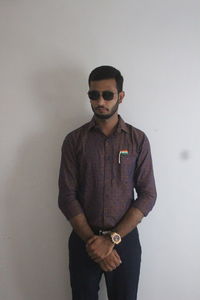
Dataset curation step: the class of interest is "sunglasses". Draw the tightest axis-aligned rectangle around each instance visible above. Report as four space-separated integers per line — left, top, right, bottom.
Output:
87 90 118 101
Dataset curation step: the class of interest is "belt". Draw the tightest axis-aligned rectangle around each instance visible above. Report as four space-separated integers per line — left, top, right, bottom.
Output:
98 230 111 235
91 227 113 236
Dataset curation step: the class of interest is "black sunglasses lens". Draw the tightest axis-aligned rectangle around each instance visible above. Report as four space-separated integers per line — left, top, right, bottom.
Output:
102 91 114 100
88 90 100 100
88 90 115 101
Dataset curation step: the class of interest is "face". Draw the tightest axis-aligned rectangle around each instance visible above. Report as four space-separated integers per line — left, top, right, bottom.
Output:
88 79 125 120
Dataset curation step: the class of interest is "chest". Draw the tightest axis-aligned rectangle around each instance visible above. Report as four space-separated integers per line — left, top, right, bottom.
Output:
76 131 138 180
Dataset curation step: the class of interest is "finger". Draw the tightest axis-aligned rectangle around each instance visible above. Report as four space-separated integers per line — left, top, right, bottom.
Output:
88 253 98 260
99 263 109 272
86 236 98 247
108 256 121 268
86 249 96 258
86 244 98 255
113 249 121 259
102 265 112 272
113 251 122 263
104 260 116 270
88 250 104 262
86 236 99 247
113 249 119 257
86 246 95 255
99 259 113 271
111 259 120 268
106 265 116 272
93 256 104 263
86 248 94 256
113 256 122 266
109 264 116 270
105 251 121 266
90 254 104 262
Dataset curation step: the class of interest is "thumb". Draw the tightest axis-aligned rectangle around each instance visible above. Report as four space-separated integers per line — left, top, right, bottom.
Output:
86 235 98 247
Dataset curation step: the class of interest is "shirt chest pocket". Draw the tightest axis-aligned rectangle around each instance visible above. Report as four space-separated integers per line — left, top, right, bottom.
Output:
119 154 137 183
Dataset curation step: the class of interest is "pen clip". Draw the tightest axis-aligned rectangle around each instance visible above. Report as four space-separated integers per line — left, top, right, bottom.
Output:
118 150 129 164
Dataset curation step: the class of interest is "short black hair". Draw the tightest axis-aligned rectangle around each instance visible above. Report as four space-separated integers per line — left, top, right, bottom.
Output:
88 65 124 92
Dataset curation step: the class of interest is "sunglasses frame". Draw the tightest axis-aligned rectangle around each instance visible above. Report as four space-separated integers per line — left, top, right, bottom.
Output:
87 90 119 101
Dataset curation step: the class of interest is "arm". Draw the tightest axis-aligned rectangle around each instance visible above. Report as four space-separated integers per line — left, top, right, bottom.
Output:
113 207 144 238
58 135 121 269
71 213 121 271
58 135 94 241
86 134 156 261
106 134 156 239
86 207 143 263
58 135 82 220
69 213 94 242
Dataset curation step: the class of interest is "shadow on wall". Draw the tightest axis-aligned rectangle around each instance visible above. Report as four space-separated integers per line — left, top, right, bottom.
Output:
4 65 91 299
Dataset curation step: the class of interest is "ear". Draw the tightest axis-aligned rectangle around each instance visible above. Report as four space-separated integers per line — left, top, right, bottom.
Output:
118 91 125 103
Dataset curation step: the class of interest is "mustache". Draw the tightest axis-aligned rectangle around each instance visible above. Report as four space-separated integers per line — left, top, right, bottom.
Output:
96 106 108 110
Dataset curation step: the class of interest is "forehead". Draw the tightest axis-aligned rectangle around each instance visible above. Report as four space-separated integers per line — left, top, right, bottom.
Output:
89 79 117 91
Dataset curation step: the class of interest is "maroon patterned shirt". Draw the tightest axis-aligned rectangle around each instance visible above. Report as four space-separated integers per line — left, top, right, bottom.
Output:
58 115 157 228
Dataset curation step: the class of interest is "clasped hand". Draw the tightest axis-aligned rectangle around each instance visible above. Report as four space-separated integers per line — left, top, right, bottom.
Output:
86 235 114 262
86 235 122 272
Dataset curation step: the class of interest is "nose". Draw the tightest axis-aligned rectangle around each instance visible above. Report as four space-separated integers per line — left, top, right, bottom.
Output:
96 94 105 106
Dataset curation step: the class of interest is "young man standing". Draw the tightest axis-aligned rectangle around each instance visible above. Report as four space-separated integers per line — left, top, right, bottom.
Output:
58 65 157 300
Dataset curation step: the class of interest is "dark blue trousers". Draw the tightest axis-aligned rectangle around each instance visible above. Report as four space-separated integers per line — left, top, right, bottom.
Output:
68 227 141 300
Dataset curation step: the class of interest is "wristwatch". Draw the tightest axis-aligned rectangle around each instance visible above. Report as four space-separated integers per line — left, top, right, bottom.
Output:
109 232 122 245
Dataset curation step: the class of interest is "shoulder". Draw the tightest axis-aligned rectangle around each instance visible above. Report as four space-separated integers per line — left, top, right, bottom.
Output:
61 120 91 150
123 120 151 153
125 121 147 141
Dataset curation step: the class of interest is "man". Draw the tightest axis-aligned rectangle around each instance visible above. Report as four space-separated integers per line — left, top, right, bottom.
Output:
58 65 157 300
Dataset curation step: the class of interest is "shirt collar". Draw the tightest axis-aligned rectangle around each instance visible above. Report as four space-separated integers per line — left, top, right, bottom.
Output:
87 114 128 134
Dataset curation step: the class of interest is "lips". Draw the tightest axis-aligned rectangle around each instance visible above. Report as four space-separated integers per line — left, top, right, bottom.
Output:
96 107 108 112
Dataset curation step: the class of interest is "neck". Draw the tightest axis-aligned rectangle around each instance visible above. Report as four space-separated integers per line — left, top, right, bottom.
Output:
94 113 119 136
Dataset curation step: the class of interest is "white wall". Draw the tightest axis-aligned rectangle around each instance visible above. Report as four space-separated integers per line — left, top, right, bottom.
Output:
1 1 200 299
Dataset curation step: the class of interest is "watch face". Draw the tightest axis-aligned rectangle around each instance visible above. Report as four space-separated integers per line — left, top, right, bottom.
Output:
111 232 121 244
113 235 120 243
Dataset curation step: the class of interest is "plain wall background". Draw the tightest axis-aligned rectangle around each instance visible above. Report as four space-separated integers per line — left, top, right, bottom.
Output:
1 1 200 299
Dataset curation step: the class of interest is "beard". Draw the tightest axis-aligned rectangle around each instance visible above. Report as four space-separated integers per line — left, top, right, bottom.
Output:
91 100 120 120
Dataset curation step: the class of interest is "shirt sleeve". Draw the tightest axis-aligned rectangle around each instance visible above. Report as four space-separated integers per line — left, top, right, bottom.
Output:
58 134 84 221
133 133 157 216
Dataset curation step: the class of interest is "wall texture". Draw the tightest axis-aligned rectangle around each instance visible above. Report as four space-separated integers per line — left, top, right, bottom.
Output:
0 1 200 299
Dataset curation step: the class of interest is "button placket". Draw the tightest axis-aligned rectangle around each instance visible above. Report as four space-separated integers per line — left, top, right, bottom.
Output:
103 138 112 226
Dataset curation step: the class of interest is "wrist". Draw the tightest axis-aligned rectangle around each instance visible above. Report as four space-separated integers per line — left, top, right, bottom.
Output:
106 231 122 245
104 234 115 247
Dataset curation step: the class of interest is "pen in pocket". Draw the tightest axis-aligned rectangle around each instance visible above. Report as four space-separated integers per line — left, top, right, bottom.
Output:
118 150 129 164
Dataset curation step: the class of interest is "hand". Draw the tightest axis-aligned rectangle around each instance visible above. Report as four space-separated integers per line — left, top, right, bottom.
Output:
99 249 122 272
86 235 114 263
